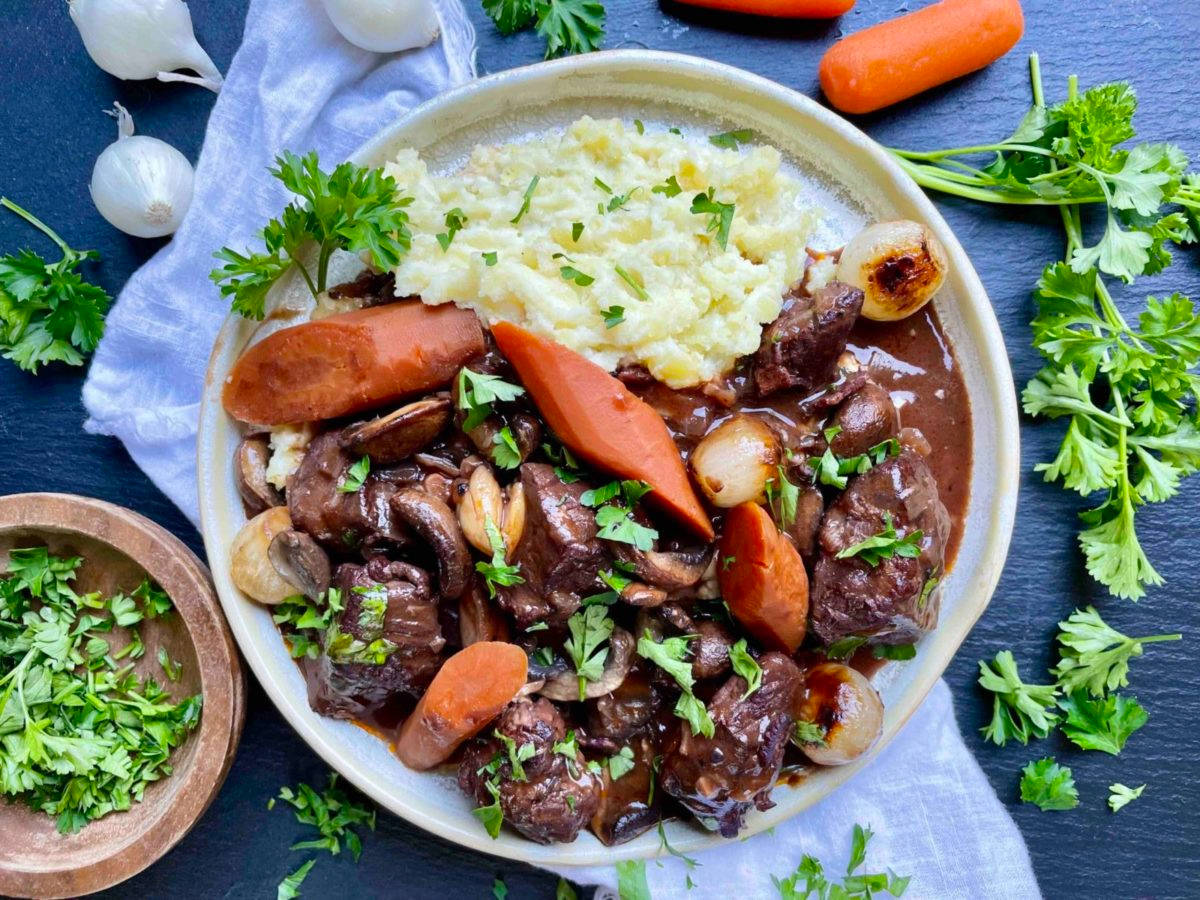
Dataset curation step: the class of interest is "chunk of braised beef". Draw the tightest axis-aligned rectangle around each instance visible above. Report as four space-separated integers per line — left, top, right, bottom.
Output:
753 281 864 398
589 734 661 846
690 620 736 680
496 584 581 630
811 450 949 646
458 698 600 844
288 431 407 553
829 380 901 458
659 652 802 837
327 269 398 305
512 463 606 596
587 666 663 745
308 558 444 719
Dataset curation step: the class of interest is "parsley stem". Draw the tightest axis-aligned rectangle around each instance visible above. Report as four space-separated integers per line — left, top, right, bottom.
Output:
1 197 73 256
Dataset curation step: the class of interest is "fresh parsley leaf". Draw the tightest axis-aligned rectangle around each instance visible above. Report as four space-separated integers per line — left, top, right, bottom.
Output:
792 720 827 747
978 650 1060 746
600 305 625 328
494 728 536 781
872 643 917 661
473 778 504 838
476 517 524 597
559 264 594 286
1058 691 1147 755
482 0 536 34
211 152 412 319
1108 782 1145 812
337 456 370 493
492 426 522 469
274 773 376 860
772 823 909 898
825 635 867 660
482 250 498 266
835 513 922 566
607 745 635 780
583 480 658 551
1019 757 1079 811
614 265 648 301
637 631 714 737
457 367 526 432
0 198 111 373
492 876 509 900
571 221 584 241
708 129 753 150
556 878 579 900
436 207 468 251
728 639 762 697
689 188 735 250
657 821 701 888
511 175 540 224
564 605 614 700
533 0 604 57
1052 605 1180 696
277 859 316 900
764 466 800 530
157 646 183 682
652 175 683 198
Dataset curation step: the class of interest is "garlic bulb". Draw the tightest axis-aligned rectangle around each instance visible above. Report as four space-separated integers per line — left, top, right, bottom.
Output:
69 0 224 92
321 0 440 53
90 104 194 238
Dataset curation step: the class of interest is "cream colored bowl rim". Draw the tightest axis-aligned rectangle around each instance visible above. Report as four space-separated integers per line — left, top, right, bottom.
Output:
197 49 1020 866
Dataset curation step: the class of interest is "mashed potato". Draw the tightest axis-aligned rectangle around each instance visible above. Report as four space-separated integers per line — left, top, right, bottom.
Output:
385 117 817 387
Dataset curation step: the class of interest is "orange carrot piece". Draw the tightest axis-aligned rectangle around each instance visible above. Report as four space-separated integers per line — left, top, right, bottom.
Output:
718 502 809 652
673 0 854 18
222 301 485 425
819 0 1024 114
490 321 715 542
395 641 528 771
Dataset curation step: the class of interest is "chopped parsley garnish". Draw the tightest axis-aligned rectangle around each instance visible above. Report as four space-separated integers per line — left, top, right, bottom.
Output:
564 605 614 700
668 127 683 136
211 152 412 320
690 188 735 250
1058 690 1147 755
605 187 638 213
551 729 582 777
557 259 595 286
0 198 111 373
633 119 644 135
1052 605 1180 696
616 861 651 900
792 720 827 746
510 175 540 224
636 631 714 737
606 745 635 780
492 425 523 469
581 567 631 606
482 251 498 266
0 549 201 834
581 479 658 550
825 635 866 660
978 650 1060 746
532 646 555 666
728 639 762 697
614 265 648 301
456 367 526 431
835 512 923 566
571 221 584 241
872 643 917 661
1108 782 1145 812
273 588 343 660
764 465 800 531
600 305 625 328
473 778 504 838
542 440 582 483
494 729 536 781
917 574 940 611
1019 757 1079 811
436 207 468 251
476 517 524 597
708 129 753 149
593 176 612 194
772 823 910 898
657 821 701 889
493 877 508 900
814 433 901 489
157 646 183 681
271 773 375 861
337 455 370 493
652 175 683 198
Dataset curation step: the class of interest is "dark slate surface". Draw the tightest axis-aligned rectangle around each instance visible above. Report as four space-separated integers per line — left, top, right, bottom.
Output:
0 1 1196 897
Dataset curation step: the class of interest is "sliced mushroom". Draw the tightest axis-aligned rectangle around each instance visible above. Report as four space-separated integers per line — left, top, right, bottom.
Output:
539 627 634 701
340 395 452 464
459 579 510 645
620 582 668 607
614 544 714 591
268 530 331 600
509 412 542 460
390 487 471 598
235 435 283 516
230 507 296 605
456 464 526 554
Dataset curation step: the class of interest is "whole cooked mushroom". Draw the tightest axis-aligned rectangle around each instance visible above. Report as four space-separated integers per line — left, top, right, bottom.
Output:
230 506 296 605
390 487 471 598
539 627 634 701
267 530 331 600
614 544 714 590
235 435 283 516
341 395 452 465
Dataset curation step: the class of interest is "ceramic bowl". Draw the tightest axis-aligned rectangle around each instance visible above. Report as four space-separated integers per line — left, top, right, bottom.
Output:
197 50 1019 865
0 493 245 898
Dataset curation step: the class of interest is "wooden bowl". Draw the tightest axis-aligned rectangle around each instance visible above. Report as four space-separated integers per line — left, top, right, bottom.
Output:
0 493 245 899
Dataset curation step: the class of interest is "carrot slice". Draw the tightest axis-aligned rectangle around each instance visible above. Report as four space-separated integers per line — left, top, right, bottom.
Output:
490 321 714 541
395 641 528 771
819 0 1025 114
673 0 854 17
718 502 809 652
222 301 485 425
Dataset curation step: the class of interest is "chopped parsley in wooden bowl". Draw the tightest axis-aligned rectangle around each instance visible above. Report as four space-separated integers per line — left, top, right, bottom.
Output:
0 493 245 899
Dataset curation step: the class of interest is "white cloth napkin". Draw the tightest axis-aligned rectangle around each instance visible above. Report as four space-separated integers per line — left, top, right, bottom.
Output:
81 4 1040 896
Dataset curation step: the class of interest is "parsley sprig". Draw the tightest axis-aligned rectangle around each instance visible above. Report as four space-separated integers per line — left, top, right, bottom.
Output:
482 0 605 58
1019 757 1079 811
636 631 714 738
456 367 526 431
563 605 614 701
211 152 413 320
890 54 1200 598
835 513 923 566
270 773 376 897
476 517 524 597
1052 605 1180 696
978 650 1060 746
581 479 658 550
772 823 910 899
690 188 735 250
0 197 111 373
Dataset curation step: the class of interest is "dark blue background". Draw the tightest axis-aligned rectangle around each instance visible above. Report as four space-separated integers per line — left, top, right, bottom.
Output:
1 1 1196 897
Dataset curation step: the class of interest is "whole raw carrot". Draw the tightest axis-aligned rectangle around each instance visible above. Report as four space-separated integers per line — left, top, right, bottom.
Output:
819 0 1024 114
675 0 854 18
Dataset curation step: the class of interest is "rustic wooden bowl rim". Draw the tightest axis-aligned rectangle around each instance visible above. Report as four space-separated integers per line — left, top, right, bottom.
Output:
0 493 245 899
